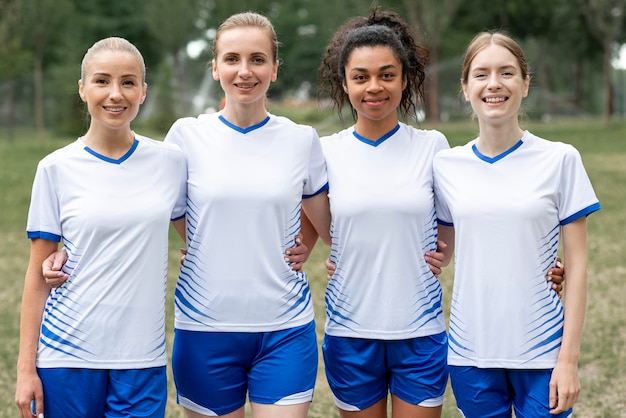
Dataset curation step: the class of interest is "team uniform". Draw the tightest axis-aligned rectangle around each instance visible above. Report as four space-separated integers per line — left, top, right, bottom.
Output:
321 123 450 411
165 112 328 415
433 131 601 417
26 134 185 417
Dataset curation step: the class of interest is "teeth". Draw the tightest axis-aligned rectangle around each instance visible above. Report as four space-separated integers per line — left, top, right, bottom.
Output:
105 107 124 111
485 97 505 103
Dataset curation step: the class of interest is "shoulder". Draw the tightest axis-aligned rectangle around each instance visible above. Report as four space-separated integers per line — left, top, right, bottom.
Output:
37 139 83 168
270 114 316 134
522 131 581 160
320 127 352 144
400 123 449 147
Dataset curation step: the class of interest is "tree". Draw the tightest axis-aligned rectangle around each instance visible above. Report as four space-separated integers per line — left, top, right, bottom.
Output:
144 0 202 115
0 0 31 141
579 0 626 118
19 0 75 140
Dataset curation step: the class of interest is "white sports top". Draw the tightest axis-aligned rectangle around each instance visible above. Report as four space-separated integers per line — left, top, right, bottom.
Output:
434 131 600 368
322 123 449 339
27 134 185 368
166 112 328 332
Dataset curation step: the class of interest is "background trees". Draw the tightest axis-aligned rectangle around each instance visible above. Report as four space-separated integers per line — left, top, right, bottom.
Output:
1 0 625 139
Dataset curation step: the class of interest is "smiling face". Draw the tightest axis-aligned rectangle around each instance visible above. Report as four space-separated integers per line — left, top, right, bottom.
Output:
343 45 406 133
78 49 147 133
212 26 278 108
462 43 530 127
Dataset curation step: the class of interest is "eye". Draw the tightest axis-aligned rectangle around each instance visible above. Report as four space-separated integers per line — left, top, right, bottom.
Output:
94 78 108 84
123 80 136 86
381 72 395 80
224 55 238 63
252 56 266 64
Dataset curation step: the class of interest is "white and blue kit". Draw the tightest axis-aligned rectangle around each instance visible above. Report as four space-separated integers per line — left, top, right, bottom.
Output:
165 112 327 333
322 123 449 340
433 131 601 369
320 123 450 410
26 134 185 369
165 112 327 414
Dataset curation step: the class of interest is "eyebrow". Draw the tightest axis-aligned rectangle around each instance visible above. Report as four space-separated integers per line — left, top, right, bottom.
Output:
91 72 140 78
349 64 398 73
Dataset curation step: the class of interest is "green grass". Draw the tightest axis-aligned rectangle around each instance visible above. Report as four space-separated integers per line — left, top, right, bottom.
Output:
1 116 625 417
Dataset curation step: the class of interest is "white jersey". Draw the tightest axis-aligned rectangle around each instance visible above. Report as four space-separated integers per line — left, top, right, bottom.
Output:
322 123 449 339
165 112 328 333
433 131 600 368
26 134 185 369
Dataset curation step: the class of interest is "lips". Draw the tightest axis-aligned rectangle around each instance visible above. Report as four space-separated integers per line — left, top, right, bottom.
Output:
484 96 507 103
104 106 126 112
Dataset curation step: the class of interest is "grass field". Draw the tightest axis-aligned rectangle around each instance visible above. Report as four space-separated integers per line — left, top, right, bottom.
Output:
0 116 625 417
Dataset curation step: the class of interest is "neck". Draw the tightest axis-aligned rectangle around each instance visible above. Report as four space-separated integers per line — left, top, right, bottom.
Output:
475 120 524 157
220 101 268 129
82 126 135 159
354 116 399 142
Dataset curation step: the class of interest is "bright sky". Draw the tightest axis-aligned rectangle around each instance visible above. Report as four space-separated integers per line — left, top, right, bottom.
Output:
614 44 626 70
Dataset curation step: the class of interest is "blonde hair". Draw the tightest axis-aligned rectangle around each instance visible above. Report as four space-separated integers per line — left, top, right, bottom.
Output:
81 37 146 82
212 12 279 62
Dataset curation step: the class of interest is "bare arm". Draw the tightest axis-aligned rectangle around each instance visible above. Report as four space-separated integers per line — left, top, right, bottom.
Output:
15 239 59 418
549 217 587 414
424 225 455 277
298 209 319 260
301 191 331 246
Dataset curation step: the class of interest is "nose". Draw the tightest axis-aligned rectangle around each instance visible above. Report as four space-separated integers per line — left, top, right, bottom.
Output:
238 63 252 78
109 83 123 100
487 73 501 90
366 78 383 93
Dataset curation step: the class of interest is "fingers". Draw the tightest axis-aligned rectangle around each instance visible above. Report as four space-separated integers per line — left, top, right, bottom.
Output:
325 258 336 281
425 250 444 278
286 237 308 272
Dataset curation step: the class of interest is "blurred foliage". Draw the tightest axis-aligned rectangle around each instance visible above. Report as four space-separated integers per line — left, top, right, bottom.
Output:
1 0 625 139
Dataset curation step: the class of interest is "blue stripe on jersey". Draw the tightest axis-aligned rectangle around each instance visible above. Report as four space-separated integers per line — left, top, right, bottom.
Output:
27 231 62 241
352 124 400 147
471 139 523 164
83 139 139 164
303 182 329 198
560 202 601 225
218 114 270 133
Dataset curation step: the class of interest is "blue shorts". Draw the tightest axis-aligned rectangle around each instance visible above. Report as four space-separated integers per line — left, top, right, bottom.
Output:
448 366 573 418
172 321 318 416
322 332 448 411
36 367 167 418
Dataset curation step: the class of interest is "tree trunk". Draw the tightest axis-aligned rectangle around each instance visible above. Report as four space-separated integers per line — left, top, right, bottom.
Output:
426 47 440 123
6 79 16 142
34 53 45 141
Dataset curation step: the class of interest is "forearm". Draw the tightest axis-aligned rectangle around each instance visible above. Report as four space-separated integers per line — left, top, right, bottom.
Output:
18 239 58 372
557 218 588 365
302 191 331 245
299 209 319 259
172 217 186 242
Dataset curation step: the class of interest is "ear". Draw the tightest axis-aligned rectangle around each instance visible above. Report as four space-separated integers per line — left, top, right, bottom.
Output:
342 80 348 94
461 81 469 101
78 79 86 102
140 82 148 105
212 59 219 81
270 60 279 82
522 74 530 98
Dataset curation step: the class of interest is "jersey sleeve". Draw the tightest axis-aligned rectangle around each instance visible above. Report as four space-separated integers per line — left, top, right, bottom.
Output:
303 128 328 198
164 121 189 220
26 161 62 242
432 154 453 226
558 145 601 225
